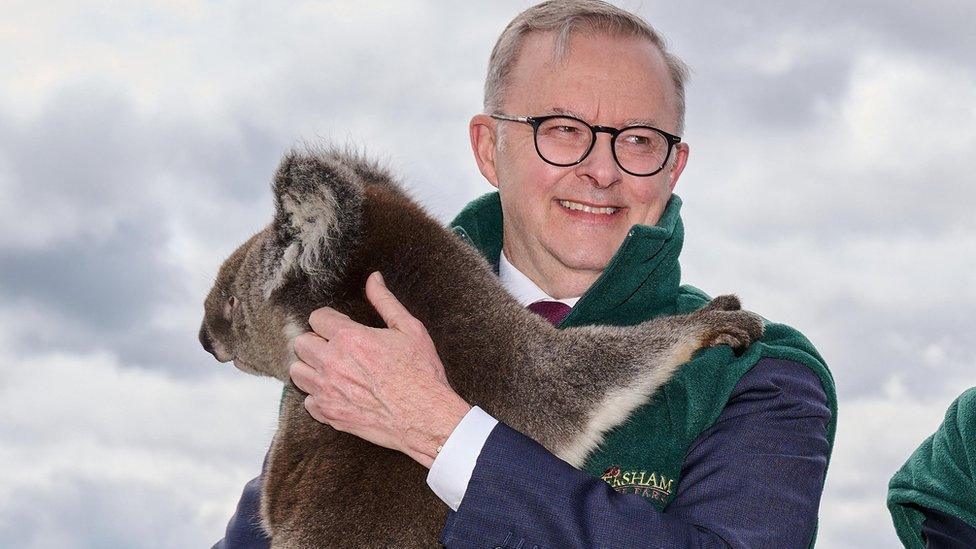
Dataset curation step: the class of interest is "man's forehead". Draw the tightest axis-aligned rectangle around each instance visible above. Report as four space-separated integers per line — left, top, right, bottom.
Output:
547 106 662 128
503 30 677 128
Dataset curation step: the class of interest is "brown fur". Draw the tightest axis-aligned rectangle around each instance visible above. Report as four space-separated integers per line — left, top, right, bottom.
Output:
200 148 764 548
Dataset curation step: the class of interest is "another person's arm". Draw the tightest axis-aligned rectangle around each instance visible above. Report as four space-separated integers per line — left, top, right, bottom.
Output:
889 387 976 549
919 507 976 549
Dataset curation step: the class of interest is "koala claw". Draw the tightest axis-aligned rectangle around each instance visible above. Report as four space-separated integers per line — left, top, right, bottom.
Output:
700 294 742 313
693 298 764 356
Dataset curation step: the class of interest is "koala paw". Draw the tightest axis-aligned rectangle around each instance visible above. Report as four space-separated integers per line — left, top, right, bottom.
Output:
700 294 741 313
693 296 764 355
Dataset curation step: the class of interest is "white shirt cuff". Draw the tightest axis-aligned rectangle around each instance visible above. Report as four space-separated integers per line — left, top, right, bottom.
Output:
425 405 498 511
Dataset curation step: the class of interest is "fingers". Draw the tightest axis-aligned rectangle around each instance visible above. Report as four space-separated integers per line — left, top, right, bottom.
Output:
365 271 414 332
291 360 331 423
289 360 320 394
292 331 330 369
308 307 355 340
307 272 418 338
292 361 333 425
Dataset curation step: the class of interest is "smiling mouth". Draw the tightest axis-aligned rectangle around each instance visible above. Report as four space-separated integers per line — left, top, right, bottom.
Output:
558 199 621 215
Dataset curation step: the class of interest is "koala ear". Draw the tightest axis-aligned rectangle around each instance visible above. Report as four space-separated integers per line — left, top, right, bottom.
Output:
337 150 403 194
260 147 367 298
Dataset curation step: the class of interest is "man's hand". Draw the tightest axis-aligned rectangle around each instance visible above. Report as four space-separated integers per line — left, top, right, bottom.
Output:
289 271 472 469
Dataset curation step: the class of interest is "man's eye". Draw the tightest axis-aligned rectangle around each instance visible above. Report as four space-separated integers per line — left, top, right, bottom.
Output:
624 135 650 146
554 125 580 134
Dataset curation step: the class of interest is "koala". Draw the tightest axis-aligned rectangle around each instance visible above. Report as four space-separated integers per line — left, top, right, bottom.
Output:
199 147 764 548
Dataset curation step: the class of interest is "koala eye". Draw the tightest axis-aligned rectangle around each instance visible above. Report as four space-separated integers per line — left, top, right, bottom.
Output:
223 295 238 319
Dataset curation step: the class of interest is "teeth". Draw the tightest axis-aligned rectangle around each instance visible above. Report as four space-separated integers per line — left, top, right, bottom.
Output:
559 200 618 215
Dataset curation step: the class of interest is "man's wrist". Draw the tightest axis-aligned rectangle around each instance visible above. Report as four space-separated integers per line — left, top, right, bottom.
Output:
406 386 472 468
426 406 499 510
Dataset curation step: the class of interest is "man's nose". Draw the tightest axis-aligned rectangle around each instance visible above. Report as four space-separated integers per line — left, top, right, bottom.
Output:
199 325 216 357
576 134 621 189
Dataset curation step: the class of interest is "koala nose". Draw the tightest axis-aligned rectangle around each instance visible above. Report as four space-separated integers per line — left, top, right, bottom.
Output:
199 325 216 357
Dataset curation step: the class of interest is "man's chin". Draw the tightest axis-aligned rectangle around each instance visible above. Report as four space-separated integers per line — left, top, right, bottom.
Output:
546 226 628 267
549 243 616 273
549 239 620 271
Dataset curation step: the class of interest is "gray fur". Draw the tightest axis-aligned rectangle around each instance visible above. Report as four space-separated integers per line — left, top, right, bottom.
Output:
199 147 764 548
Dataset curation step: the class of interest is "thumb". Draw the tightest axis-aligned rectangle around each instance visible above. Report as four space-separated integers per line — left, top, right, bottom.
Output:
365 271 413 331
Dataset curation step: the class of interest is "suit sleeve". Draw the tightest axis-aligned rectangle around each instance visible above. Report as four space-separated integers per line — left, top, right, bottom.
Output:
212 471 271 549
439 357 832 549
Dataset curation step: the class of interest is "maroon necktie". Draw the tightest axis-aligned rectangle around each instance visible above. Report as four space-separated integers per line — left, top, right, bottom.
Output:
527 300 572 325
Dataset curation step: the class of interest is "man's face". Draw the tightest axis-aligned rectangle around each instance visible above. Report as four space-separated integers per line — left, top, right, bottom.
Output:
473 31 688 295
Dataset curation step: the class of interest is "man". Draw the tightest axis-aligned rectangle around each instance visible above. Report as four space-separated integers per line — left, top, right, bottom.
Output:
217 1 836 547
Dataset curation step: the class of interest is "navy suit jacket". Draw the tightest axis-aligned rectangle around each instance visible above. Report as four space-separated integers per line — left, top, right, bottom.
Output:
216 358 832 548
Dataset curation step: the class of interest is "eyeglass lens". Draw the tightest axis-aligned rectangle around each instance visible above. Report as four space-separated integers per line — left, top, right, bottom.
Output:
535 116 670 175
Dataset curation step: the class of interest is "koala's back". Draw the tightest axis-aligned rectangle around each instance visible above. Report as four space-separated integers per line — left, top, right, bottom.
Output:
262 389 446 548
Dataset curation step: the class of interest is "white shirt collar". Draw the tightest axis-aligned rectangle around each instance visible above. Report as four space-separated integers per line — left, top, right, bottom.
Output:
498 251 581 308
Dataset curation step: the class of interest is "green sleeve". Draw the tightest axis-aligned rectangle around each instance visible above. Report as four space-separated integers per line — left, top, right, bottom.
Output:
887 387 976 548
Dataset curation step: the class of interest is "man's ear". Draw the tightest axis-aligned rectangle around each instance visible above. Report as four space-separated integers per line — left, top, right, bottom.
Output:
469 114 500 188
666 142 690 193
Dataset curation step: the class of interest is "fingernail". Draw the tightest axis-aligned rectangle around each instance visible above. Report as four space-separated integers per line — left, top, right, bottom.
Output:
375 271 385 286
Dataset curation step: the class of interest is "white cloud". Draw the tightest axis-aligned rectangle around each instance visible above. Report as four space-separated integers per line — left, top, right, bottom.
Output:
841 54 976 170
0 349 282 546
683 48 976 238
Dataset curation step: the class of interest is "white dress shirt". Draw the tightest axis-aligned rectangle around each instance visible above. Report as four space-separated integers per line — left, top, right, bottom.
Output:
425 252 579 511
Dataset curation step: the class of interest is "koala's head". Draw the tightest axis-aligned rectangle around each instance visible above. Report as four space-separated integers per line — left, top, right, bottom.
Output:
198 147 395 381
199 231 289 379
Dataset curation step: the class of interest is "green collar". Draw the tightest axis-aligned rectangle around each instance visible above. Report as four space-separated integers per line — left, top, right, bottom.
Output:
449 192 685 327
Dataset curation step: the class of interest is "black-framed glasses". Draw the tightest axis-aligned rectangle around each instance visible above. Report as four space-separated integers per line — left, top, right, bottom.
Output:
490 113 682 177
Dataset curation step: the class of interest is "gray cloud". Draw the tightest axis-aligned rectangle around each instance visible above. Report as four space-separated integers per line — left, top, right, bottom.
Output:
0 477 202 548
0 86 285 252
0 350 280 547
0 220 170 331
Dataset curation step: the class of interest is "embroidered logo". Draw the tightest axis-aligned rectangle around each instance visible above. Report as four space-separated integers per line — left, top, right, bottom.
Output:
600 465 674 502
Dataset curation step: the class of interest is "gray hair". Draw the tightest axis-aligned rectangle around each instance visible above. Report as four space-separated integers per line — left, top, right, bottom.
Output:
484 0 690 135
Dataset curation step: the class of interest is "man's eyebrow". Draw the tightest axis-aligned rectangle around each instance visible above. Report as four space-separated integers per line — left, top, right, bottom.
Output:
549 106 586 119
622 117 661 128
547 107 661 128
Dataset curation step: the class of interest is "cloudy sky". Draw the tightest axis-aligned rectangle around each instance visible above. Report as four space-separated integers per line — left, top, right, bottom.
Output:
1 1 974 547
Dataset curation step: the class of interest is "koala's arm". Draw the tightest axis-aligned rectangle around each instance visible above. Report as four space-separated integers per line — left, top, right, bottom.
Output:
487 296 763 465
